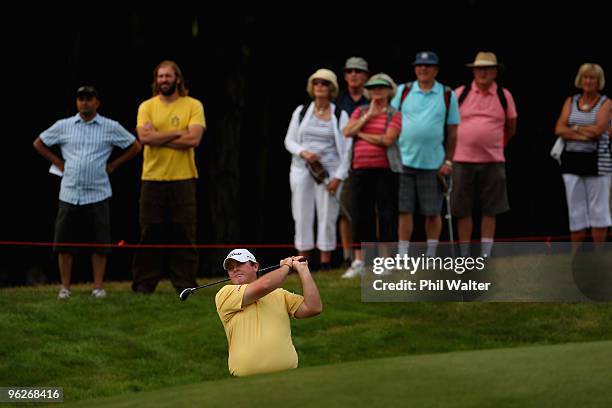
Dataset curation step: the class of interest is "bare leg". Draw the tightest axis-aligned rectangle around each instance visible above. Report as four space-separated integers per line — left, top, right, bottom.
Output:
91 253 107 289
481 215 496 239
591 227 608 245
298 250 310 260
425 215 442 240
320 250 332 264
398 213 413 241
571 229 587 254
354 248 363 262
58 253 73 289
457 216 473 243
591 227 608 253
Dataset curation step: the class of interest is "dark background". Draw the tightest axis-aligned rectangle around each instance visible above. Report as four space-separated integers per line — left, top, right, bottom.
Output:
1 7 609 285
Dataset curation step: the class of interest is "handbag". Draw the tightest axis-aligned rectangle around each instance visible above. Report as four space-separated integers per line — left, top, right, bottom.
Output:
550 137 565 163
306 160 329 184
559 140 599 176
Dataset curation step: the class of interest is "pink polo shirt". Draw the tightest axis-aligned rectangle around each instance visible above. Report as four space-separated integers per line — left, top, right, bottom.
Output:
453 81 517 163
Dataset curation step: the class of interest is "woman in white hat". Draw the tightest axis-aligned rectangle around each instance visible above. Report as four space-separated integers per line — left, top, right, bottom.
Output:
284 69 350 269
554 63 611 250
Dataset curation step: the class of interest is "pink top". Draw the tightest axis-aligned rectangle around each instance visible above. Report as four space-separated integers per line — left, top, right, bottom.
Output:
453 81 517 163
351 106 402 169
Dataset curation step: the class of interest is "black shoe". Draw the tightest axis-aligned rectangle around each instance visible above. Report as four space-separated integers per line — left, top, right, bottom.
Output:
341 258 353 268
317 262 333 272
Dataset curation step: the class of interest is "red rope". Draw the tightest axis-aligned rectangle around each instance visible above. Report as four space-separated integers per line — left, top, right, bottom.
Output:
0 234 587 249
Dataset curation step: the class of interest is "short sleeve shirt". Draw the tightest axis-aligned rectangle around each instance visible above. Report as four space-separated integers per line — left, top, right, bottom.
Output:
215 285 304 376
40 113 136 205
453 81 517 162
137 96 205 181
391 81 460 169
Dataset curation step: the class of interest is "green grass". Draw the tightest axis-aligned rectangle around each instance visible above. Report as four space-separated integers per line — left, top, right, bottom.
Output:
64 341 612 408
1 269 612 404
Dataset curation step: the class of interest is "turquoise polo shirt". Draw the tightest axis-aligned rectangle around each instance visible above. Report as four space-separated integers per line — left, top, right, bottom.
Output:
391 81 460 170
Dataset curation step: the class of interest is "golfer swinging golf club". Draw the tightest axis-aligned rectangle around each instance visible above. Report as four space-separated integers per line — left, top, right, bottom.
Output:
215 249 322 377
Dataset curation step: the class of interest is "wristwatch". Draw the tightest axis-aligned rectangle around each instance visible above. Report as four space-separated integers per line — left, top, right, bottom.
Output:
444 160 453 167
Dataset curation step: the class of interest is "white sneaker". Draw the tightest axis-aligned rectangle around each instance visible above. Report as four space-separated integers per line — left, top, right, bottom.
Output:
341 260 365 279
91 288 107 298
58 287 71 299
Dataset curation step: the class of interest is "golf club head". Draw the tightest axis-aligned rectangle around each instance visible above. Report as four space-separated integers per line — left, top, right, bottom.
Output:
179 288 193 301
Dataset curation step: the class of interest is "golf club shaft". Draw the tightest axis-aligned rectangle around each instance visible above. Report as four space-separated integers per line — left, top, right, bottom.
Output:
322 177 352 223
190 258 307 291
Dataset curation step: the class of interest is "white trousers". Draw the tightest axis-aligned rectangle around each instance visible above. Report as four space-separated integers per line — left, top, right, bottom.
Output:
562 174 612 231
290 167 340 251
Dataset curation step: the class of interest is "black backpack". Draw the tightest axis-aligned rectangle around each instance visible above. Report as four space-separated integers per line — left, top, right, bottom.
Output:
397 81 453 146
398 81 452 123
299 103 344 125
458 83 510 145
458 83 508 112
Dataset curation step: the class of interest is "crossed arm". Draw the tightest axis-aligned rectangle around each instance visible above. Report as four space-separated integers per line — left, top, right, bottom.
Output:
343 110 400 147
137 123 205 149
242 256 322 318
555 98 612 141
352 127 400 147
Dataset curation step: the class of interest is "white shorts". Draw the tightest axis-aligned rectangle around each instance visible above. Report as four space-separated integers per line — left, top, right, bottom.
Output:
562 174 612 231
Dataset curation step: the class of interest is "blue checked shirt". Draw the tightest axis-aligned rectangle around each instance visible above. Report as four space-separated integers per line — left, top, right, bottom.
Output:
40 113 136 205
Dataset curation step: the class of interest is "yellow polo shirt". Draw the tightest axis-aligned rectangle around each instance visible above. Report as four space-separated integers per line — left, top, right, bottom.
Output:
137 96 206 181
215 284 304 376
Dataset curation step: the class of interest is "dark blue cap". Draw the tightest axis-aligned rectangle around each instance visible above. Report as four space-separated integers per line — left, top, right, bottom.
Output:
76 85 98 98
413 51 439 66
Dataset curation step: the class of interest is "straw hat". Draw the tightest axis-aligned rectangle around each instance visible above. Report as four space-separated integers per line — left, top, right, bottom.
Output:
306 68 339 98
465 52 502 68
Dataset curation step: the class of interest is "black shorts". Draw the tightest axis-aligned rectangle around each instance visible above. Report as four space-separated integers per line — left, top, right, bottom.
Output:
53 199 111 254
451 162 509 217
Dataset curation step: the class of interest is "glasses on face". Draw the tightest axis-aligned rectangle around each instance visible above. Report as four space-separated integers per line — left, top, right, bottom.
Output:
345 69 366 74
312 79 330 86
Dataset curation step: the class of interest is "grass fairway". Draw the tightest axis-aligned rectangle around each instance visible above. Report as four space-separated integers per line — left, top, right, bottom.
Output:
1 269 612 405
66 341 612 407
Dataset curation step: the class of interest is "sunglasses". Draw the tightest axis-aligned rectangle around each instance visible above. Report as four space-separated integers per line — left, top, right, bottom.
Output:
345 69 366 74
312 79 330 86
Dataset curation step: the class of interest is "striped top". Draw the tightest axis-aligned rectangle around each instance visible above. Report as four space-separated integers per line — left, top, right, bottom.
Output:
40 113 136 205
301 115 340 173
566 94 611 174
351 106 402 169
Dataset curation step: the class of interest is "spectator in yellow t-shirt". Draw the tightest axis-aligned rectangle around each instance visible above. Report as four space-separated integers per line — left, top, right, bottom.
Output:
215 249 322 376
132 60 206 294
